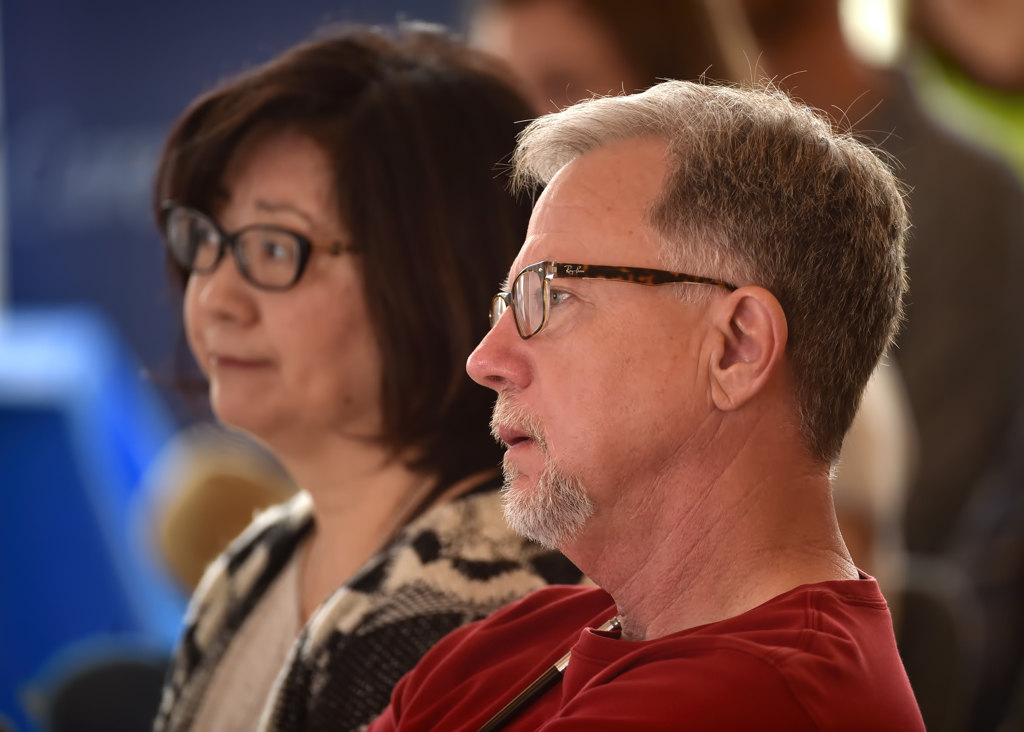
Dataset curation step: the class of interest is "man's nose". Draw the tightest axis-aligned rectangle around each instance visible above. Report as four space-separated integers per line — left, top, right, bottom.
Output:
466 308 531 392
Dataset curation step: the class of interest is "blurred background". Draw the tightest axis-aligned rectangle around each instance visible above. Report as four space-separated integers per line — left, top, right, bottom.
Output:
1 0 1021 730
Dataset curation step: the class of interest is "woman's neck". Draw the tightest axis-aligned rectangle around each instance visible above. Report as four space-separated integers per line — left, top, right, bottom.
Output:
270 433 432 622
271 432 496 623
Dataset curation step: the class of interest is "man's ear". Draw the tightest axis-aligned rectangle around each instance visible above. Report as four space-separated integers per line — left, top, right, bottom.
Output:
706 287 788 412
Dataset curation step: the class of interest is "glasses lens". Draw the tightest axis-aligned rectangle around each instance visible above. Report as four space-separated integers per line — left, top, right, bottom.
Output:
490 295 508 329
237 229 302 289
166 207 221 271
513 268 545 337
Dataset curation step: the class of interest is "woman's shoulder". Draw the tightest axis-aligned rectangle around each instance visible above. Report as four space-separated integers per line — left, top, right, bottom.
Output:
302 481 584 649
157 493 314 731
401 480 582 584
185 492 313 644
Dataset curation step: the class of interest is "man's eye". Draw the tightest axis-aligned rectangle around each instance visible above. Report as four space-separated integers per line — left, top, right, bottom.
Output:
550 289 572 307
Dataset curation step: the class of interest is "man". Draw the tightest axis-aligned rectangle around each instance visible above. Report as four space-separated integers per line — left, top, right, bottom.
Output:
367 81 924 730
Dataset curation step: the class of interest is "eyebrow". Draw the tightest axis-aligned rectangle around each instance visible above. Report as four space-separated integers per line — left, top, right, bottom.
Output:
255 198 316 228
499 275 511 292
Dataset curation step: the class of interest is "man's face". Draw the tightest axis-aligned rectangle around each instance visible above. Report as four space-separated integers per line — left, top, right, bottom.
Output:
467 137 716 551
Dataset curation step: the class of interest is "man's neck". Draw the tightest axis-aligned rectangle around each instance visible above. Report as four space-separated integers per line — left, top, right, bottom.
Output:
564 429 857 642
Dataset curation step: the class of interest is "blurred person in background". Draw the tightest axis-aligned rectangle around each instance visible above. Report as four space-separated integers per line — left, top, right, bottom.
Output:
716 1 1024 729
906 0 1024 180
466 0 733 113
909 0 1024 92
151 24 583 732
145 424 296 593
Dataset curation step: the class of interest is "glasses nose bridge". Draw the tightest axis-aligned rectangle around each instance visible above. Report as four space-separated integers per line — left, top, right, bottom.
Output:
491 291 513 330
196 228 252 289
222 230 243 270
212 228 262 286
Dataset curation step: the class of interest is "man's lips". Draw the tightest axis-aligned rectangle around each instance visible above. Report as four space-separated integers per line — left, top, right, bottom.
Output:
496 425 535 449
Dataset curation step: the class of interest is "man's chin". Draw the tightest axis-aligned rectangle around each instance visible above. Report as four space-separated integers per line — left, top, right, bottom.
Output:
502 497 562 549
499 466 594 550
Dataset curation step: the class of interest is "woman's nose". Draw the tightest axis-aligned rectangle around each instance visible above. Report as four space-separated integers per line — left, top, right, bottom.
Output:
190 247 258 324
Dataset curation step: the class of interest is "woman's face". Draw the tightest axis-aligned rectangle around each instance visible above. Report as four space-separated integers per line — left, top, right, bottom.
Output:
184 127 383 450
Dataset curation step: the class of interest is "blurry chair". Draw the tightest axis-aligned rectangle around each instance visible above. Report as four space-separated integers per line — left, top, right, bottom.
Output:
948 448 1024 730
46 656 167 732
833 360 917 615
143 423 296 592
22 637 169 732
895 554 986 732
834 361 988 730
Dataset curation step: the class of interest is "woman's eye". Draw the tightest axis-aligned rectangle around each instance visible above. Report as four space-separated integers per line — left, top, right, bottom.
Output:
261 239 292 261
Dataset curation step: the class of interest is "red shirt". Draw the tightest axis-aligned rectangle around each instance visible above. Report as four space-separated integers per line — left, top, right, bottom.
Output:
369 577 924 731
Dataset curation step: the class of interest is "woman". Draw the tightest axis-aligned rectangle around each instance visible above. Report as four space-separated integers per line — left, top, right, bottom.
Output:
152 26 582 731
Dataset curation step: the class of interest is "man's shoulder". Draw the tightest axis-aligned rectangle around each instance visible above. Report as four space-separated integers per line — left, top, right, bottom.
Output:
610 578 922 729
468 584 614 635
538 578 921 730
665 576 893 661
373 580 924 732
396 584 613 680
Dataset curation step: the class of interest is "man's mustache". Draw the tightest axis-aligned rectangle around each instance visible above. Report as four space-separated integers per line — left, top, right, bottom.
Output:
490 396 548 451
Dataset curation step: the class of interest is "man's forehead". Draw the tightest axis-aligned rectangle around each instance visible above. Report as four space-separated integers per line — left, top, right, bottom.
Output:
506 137 670 279
547 137 668 211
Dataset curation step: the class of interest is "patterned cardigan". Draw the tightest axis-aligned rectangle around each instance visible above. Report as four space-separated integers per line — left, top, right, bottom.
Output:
153 480 583 731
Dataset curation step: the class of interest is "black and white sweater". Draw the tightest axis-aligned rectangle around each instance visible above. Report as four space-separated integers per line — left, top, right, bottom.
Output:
154 479 583 731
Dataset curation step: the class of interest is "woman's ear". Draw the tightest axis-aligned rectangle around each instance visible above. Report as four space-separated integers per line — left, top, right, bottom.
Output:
706 286 788 412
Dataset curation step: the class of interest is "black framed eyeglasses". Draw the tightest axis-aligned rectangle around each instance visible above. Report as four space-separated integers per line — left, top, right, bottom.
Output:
490 261 738 339
161 202 357 291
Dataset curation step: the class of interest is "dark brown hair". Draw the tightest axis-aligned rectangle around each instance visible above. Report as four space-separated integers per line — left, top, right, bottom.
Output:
154 25 534 487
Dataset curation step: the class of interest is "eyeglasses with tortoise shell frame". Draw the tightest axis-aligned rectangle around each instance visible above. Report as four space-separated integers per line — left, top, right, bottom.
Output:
490 260 738 340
